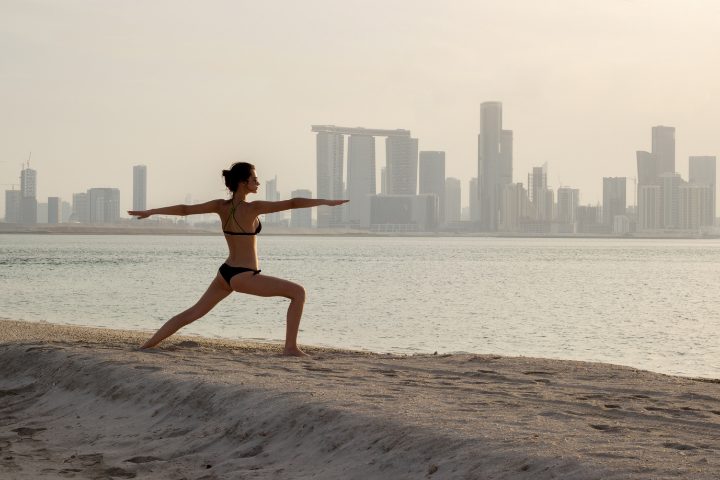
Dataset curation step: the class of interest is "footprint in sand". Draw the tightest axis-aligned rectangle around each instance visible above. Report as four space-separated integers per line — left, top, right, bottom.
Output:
11 427 46 436
133 365 162 371
589 424 622 433
663 442 698 451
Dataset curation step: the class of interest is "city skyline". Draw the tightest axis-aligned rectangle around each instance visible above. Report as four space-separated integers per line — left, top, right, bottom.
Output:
2 1 719 217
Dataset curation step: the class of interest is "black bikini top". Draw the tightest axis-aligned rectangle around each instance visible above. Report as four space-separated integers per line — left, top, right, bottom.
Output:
223 201 262 236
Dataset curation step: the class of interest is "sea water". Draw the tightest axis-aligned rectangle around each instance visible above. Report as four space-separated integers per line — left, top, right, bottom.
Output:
1 234 718 378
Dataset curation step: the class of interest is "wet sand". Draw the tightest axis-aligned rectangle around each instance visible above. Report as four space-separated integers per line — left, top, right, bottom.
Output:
1 319 718 479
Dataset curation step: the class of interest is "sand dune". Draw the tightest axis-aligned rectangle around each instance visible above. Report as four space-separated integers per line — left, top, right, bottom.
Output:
1 320 719 479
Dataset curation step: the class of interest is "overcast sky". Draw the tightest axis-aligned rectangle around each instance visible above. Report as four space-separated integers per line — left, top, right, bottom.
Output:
1 0 719 215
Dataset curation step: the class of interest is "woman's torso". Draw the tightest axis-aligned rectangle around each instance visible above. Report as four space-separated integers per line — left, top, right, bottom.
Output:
218 199 260 269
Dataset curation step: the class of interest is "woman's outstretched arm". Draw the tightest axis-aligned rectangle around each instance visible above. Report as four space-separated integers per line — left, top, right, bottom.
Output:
253 198 348 215
128 199 223 219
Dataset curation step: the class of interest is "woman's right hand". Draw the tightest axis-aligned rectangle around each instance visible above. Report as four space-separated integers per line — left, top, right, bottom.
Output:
325 200 349 207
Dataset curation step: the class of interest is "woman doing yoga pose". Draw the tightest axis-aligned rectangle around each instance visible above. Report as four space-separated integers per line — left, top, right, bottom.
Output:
128 162 348 356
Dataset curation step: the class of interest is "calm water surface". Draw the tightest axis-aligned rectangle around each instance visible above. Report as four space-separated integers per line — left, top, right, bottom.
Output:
1 234 718 378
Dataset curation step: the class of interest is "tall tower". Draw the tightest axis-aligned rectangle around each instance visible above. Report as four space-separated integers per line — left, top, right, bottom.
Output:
347 135 376 227
636 150 657 186
418 151 446 224
444 178 461 224
689 156 716 225
652 126 675 176
316 131 344 227
386 136 419 195
478 102 512 230
602 177 627 225
20 165 37 224
133 165 147 211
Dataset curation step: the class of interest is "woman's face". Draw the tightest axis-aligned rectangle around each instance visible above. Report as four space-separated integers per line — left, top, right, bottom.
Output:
244 170 260 194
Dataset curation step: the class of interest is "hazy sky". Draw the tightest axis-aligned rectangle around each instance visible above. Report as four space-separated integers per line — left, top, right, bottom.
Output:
2 0 719 215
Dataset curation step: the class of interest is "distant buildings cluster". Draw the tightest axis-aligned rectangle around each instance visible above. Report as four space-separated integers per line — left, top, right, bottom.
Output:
308 103 717 234
3 104 717 234
3 164 147 225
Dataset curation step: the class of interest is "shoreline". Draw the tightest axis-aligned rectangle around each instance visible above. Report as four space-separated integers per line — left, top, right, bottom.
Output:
2 319 719 479
1 223 719 239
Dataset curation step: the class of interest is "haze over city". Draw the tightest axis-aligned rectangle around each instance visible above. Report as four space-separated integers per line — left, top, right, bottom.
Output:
2 0 719 215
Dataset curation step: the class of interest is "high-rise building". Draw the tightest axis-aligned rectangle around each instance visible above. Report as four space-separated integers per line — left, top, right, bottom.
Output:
290 189 312 228
659 172 683 228
313 125 412 228
316 131 344 227
4 190 20 223
380 167 387 195
347 135 376 227
444 178 461 224
556 187 579 224
499 183 529 232
61 201 72 223
469 177 479 222
418 151 446 224
636 150 657 186
602 177 627 225
638 185 662 230
478 101 513 230
47 197 60 224
264 176 283 224
679 184 713 230
20 166 37 224
386 136 419 195
689 156 716 225
369 194 438 232
133 165 147 211
529 164 553 221
72 193 89 223
87 188 120 223
652 126 675 176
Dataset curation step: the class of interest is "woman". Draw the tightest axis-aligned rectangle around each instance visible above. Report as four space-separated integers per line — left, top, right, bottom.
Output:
128 162 348 356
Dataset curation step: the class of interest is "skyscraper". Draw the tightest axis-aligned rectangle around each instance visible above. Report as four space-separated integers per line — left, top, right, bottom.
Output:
290 189 312 228
4 190 20 223
652 126 675 176
418 151 446 224
265 176 282 224
87 188 120 223
499 183 528 232
636 150 657 186
347 135 376 227
72 193 89 223
689 156 716 225
478 101 513 230
316 131 344 227
444 178 461 224
638 185 661 230
659 172 683 228
386 136 419 195
20 166 37 224
678 184 712 230
47 197 60 224
133 165 147 211
469 177 479 222
556 187 579 224
602 177 627 225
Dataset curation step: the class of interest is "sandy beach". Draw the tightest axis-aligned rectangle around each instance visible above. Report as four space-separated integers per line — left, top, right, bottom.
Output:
1 320 718 479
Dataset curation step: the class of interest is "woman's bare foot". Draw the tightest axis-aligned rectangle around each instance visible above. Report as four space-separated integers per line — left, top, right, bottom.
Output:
283 346 310 357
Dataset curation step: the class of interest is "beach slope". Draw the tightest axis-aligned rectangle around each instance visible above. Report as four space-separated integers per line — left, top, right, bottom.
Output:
1 320 718 479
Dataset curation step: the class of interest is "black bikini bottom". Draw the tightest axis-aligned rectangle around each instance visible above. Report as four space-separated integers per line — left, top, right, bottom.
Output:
219 263 261 286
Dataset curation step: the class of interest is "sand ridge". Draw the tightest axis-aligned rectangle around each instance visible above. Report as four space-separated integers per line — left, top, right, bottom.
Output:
1 320 719 479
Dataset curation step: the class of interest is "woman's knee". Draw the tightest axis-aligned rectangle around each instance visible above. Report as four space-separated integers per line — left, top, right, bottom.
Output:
291 285 306 302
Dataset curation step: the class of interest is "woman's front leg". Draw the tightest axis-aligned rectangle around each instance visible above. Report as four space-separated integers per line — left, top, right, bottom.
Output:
231 273 308 356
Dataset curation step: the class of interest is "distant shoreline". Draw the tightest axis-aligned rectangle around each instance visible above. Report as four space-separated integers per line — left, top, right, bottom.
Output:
1 222 719 239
